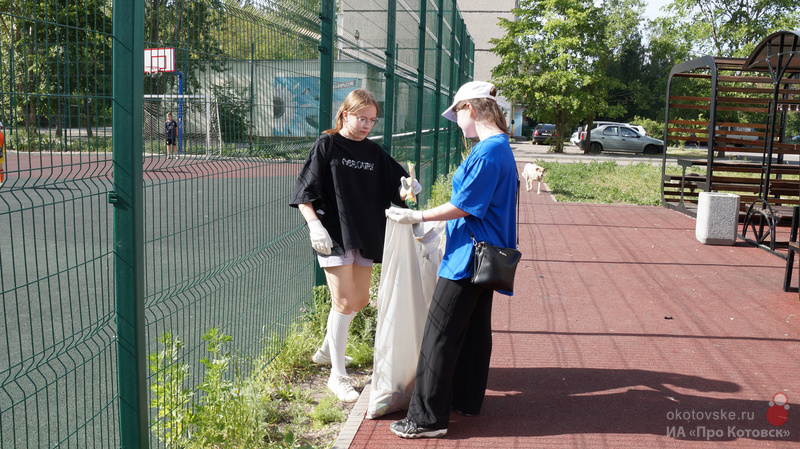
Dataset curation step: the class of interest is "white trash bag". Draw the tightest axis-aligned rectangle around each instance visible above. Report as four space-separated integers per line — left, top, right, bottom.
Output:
366 218 445 419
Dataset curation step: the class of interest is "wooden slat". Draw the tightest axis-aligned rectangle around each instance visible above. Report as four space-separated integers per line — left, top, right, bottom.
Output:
710 175 763 184
716 105 769 113
668 119 710 126
668 103 769 113
717 86 799 95
716 121 769 129
717 96 774 105
670 103 711 110
717 75 778 83
666 128 709 134
666 134 707 142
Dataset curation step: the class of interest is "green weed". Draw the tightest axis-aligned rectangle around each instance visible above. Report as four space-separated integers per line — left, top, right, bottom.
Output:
309 394 346 428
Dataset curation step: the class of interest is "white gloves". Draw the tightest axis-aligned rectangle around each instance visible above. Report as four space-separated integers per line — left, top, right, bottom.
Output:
385 207 425 224
307 219 332 255
399 177 422 199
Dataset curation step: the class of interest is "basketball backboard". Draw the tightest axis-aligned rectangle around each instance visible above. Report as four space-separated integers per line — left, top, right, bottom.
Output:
144 48 175 74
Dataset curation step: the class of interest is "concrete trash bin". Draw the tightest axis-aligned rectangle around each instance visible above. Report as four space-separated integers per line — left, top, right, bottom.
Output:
696 192 740 245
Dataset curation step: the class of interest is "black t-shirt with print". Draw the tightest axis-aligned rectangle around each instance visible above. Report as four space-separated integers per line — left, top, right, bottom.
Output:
289 133 409 262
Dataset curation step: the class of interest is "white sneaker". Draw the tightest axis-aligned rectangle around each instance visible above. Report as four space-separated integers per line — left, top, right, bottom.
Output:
327 375 359 403
312 349 353 366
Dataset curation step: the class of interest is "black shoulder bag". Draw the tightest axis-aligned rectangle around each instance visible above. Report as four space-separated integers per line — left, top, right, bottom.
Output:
470 168 522 292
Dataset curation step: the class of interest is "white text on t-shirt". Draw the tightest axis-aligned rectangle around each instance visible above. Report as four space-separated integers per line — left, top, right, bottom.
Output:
341 158 375 171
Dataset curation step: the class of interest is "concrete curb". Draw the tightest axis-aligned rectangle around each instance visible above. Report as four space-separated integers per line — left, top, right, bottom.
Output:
332 383 370 449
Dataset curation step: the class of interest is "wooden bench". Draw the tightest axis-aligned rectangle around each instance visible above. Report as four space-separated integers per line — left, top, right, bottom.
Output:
664 157 800 264
664 159 800 212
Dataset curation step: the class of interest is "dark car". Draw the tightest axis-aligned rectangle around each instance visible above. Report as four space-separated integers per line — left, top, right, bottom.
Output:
533 123 557 144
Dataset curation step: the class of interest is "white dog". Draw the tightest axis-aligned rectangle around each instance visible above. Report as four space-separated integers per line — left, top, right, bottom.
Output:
521 162 545 194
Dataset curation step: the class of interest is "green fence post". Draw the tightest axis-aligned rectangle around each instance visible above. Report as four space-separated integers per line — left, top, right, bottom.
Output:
383 1 397 154
250 42 255 153
112 0 147 447
446 0 460 169
108 0 150 440
316 0 335 287
432 0 445 178
109 0 149 448
414 0 428 172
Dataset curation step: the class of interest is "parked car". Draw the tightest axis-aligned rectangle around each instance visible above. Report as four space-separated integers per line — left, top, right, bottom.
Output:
570 129 581 146
715 126 758 146
581 124 664 154
579 121 647 137
533 123 557 144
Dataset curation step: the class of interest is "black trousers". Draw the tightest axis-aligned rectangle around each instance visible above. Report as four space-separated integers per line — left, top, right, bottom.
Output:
406 276 494 429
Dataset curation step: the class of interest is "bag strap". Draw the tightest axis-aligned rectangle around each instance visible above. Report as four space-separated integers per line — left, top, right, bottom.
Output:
515 166 520 248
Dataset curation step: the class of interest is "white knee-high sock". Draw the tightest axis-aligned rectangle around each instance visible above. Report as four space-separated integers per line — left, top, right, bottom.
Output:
317 310 336 356
329 310 355 378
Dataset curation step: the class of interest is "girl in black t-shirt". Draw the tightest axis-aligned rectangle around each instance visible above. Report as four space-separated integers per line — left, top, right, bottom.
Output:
289 88 420 402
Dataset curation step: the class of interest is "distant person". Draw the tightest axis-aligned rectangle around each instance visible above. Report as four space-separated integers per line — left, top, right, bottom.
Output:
289 88 420 403
165 113 177 159
0 121 5 187
385 81 517 438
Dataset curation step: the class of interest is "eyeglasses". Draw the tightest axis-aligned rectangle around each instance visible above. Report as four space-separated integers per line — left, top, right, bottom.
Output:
353 115 379 126
453 102 469 113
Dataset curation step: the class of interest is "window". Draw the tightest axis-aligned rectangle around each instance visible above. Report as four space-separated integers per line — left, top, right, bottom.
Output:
603 126 619 136
621 128 638 137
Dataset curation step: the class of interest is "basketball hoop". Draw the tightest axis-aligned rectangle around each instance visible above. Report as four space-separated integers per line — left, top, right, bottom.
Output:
144 48 175 74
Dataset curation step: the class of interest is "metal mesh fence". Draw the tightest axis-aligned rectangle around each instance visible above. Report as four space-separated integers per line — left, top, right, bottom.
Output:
0 0 473 447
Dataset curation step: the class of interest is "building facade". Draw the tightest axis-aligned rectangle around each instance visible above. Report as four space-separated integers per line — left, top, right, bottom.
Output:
458 0 523 135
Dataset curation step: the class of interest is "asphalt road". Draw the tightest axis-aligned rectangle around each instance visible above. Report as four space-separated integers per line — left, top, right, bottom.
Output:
510 140 677 166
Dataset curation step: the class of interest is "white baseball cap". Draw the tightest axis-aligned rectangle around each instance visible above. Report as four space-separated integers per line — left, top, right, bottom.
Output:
441 81 497 122
0 121 3 128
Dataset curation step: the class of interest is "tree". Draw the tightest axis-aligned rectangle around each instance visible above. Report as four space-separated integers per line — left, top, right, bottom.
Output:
656 0 800 57
1 0 112 138
490 0 640 152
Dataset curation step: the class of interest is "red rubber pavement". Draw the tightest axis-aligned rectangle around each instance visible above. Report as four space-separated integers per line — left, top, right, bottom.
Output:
346 163 800 448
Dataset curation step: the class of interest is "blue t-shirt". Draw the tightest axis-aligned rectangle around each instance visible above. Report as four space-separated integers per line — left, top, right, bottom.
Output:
437 133 517 295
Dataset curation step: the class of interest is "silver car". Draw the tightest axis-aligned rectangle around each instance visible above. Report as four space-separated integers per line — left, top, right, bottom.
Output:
582 124 663 154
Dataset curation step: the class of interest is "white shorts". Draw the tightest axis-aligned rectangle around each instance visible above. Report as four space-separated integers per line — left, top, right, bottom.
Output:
318 249 373 268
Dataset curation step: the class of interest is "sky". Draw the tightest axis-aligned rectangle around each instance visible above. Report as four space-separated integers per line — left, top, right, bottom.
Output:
643 0 673 20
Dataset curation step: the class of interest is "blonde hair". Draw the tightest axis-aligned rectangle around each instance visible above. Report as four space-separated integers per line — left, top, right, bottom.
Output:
453 86 509 135
324 88 380 134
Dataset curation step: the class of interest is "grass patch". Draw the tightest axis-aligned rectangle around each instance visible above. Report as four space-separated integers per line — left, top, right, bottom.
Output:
538 160 684 206
149 280 378 448
666 146 710 158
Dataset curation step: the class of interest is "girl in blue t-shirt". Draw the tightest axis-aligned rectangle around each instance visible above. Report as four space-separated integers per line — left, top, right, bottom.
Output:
385 81 517 439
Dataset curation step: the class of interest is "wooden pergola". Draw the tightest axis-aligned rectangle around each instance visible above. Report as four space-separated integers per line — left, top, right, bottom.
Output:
662 31 800 255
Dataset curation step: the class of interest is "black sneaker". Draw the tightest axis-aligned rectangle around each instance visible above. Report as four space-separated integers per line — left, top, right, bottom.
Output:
390 418 447 439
